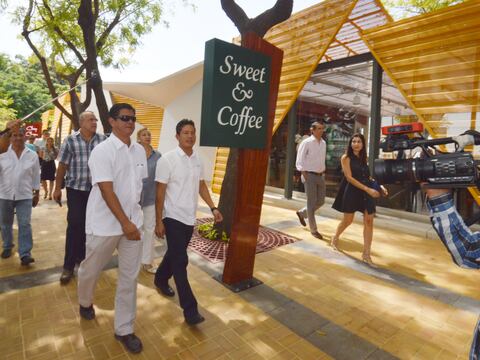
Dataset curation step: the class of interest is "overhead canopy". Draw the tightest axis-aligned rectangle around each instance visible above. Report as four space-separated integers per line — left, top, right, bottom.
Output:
361 0 480 202
361 0 480 138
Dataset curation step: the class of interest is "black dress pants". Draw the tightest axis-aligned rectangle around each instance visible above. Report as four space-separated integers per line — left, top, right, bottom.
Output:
155 217 198 318
63 187 90 271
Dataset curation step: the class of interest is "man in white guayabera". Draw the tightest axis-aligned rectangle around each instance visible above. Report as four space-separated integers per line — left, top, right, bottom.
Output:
77 103 147 354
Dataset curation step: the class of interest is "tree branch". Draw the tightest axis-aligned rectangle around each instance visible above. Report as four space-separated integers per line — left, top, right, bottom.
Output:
22 0 73 121
93 0 99 20
41 0 85 64
96 9 122 51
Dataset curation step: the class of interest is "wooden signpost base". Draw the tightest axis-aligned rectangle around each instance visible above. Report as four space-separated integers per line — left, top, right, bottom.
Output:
219 33 284 290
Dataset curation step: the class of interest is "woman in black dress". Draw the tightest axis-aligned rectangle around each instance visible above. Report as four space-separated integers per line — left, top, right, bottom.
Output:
40 137 58 200
331 133 387 265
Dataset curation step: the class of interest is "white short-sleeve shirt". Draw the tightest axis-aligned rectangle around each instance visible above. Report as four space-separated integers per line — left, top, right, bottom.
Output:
0 146 40 200
155 146 204 226
85 134 148 236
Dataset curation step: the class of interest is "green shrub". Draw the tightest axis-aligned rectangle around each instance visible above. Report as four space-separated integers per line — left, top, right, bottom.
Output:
197 222 229 242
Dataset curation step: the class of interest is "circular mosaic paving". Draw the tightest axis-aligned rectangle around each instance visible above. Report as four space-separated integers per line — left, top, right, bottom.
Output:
188 218 300 263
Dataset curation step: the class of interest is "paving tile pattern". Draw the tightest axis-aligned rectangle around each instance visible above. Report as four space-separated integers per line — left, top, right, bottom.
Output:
189 218 299 263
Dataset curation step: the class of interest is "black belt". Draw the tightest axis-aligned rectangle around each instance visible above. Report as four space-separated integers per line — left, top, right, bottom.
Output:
307 171 325 176
427 193 453 206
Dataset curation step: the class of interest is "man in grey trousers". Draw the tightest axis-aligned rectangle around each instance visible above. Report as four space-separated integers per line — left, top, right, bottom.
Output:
295 121 326 239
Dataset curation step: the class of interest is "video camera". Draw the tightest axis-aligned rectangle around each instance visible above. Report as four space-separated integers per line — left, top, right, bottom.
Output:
374 122 479 188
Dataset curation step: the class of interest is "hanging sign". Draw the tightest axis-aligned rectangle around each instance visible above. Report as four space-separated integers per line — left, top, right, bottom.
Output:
200 38 271 149
25 122 42 138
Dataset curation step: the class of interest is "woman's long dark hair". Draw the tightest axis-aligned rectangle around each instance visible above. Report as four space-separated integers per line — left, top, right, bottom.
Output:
346 133 367 164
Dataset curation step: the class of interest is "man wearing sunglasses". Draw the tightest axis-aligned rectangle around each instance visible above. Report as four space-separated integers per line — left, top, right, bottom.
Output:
77 103 147 354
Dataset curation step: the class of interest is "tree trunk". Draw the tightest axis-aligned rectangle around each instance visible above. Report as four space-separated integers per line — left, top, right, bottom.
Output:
78 0 111 133
90 72 111 133
69 89 81 130
214 148 239 238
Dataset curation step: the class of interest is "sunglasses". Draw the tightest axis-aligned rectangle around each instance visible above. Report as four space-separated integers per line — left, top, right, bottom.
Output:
115 115 137 122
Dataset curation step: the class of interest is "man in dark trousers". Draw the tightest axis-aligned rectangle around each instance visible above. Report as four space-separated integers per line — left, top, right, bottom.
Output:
154 119 223 325
53 111 106 284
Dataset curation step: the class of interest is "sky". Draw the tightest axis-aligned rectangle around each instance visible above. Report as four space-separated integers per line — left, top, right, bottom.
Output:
0 1 322 83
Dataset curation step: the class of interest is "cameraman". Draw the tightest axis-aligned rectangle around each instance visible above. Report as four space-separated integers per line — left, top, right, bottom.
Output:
424 131 480 359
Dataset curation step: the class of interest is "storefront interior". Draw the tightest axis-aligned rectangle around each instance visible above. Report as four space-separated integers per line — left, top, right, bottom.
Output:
266 54 476 214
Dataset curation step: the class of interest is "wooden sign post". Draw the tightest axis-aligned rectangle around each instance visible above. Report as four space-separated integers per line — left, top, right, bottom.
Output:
221 33 283 290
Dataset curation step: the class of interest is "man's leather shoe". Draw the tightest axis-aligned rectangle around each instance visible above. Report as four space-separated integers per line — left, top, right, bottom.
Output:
115 333 143 354
311 231 323 240
154 280 175 297
185 313 205 326
296 211 306 226
60 269 74 285
20 256 35 266
79 305 95 320
1 248 12 259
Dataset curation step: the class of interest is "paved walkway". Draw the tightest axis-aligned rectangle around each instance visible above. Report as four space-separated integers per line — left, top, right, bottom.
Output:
1 193 479 359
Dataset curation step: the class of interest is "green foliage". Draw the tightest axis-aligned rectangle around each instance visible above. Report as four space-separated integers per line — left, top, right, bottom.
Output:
0 53 66 122
382 0 465 19
0 97 17 129
12 0 194 71
198 222 229 242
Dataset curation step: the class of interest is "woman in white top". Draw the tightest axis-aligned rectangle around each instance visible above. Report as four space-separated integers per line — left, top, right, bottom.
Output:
137 128 161 273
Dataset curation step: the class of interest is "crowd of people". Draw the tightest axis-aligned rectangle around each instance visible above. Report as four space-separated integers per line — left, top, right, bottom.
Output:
0 104 222 354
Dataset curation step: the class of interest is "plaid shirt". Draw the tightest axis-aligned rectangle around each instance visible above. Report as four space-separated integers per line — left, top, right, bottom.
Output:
427 193 480 359
58 131 107 191
428 193 480 269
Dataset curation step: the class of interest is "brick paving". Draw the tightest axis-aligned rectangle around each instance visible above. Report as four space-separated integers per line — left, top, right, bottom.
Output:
0 194 478 359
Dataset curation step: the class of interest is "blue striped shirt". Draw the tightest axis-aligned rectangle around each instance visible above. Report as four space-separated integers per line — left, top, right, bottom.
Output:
427 193 480 359
58 131 107 191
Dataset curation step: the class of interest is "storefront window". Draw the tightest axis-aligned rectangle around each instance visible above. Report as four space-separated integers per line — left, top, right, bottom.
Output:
267 57 479 216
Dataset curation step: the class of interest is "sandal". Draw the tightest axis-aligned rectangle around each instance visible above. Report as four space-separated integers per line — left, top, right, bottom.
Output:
330 236 339 251
142 264 157 274
362 252 374 266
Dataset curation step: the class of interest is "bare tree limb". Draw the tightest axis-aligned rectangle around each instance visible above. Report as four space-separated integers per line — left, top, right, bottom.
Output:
221 0 293 38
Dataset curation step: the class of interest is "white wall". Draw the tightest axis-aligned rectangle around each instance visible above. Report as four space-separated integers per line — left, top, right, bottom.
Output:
158 80 217 182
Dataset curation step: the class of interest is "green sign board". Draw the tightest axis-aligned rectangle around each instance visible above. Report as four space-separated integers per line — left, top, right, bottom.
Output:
200 38 271 149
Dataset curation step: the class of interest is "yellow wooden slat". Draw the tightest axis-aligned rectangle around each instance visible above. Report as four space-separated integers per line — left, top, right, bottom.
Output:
383 44 480 70
110 92 164 149
375 30 480 60
394 60 480 81
363 1 480 40
366 13 480 51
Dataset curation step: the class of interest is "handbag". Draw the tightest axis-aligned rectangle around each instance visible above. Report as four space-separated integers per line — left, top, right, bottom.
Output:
368 179 382 192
